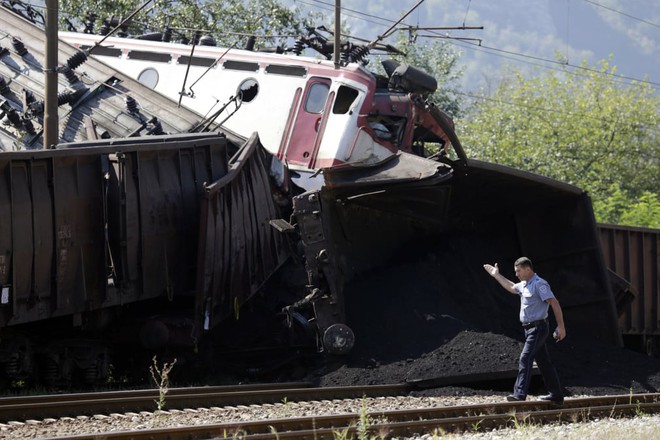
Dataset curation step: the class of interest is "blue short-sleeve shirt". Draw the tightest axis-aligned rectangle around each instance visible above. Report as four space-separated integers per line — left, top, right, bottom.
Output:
513 273 555 323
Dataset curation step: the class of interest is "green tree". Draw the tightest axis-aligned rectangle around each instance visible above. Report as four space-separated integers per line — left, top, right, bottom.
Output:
60 0 321 47
594 183 629 225
459 59 660 228
619 191 660 228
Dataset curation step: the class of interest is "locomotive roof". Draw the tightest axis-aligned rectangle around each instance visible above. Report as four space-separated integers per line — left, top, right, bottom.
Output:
0 11 217 151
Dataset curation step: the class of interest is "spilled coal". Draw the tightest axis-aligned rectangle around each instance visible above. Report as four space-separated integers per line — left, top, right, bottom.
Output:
302 249 660 398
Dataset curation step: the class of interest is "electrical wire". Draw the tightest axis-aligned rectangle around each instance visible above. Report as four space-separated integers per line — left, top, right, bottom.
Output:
455 39 660 89
300 0 659 90
582 0 660 29
294 0 393 28
462 0 472 28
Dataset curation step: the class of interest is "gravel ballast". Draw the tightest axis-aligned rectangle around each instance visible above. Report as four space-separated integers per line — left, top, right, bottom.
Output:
2 393 659 439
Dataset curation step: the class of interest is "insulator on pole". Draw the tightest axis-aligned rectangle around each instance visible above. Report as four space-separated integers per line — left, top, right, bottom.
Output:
59 65 79 84
57 91 75 106
11 37 28 56
23 118 35 135
0 77 9 95
148 118 164 135
66 51 88 70
125 95 138 113
5 108 22 128
245 35 256 51
292 39 305 55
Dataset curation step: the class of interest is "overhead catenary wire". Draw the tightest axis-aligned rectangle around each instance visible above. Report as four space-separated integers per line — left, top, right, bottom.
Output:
455 39 660 89
582 0 660 29
86 0 155 55
296 1 659 123
366 0 426 48
295 0 394 28
462 0 472 28
448 38 660 92
299 0 659 90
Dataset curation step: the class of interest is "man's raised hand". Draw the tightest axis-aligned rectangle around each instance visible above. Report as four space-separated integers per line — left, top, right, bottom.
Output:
483 263 499 277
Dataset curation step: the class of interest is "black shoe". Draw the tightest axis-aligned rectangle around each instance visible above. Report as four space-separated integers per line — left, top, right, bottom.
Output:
539 394 564 404
506 395 524 402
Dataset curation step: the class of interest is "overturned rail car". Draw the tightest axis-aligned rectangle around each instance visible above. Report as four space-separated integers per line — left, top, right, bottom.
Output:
289 156 623 359
0 132 290 385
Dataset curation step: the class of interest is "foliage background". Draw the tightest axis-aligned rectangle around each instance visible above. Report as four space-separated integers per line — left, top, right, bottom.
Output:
60 0 320 47
458 59 659 228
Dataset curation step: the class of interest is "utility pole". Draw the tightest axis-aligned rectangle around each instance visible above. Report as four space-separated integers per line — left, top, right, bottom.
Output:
44 0 59 149
334 0 340 69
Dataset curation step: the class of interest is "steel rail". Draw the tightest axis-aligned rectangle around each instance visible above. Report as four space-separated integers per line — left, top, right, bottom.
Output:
0 382 410 422
47 393 660 440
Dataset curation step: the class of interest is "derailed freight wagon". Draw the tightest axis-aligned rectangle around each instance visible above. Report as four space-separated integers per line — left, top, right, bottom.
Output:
0 9 296 385
289 153 623 357
598 224 660 356
0 132 291 385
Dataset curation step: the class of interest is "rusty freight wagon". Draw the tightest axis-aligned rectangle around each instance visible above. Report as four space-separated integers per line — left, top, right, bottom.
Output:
598 224 660 356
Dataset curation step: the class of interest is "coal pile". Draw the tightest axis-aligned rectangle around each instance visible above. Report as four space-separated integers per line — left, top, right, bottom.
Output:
307 249 660 397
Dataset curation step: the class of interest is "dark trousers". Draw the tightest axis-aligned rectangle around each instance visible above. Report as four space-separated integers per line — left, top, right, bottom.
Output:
513 320 563 400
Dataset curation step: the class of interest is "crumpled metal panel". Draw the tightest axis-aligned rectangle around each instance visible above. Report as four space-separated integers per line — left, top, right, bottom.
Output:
195 133 290 336
322 151 453 190
105 135 229 303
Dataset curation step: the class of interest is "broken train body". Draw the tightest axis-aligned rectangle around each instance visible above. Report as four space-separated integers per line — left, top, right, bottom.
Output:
0 10 621 385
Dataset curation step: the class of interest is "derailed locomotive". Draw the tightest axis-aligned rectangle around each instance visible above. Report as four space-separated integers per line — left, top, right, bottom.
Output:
0 9 622 386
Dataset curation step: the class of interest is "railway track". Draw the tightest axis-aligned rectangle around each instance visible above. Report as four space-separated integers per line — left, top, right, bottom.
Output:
0 369 524 423
0 382 409 422
2 384 659 439
51 393 660 439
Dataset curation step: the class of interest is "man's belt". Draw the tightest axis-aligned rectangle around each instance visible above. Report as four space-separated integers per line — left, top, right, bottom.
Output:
522 319 547 329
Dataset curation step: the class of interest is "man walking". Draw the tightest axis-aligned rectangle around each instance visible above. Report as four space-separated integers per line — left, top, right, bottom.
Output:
483 257 566 404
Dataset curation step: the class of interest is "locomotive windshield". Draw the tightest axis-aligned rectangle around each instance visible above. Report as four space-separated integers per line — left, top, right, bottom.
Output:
305 82 330 113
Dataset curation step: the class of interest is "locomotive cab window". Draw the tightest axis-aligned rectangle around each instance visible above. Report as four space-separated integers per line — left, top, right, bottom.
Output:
333 86 359 114
305 82 330 114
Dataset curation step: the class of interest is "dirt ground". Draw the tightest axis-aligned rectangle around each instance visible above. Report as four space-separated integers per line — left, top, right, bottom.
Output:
304 252 660 398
